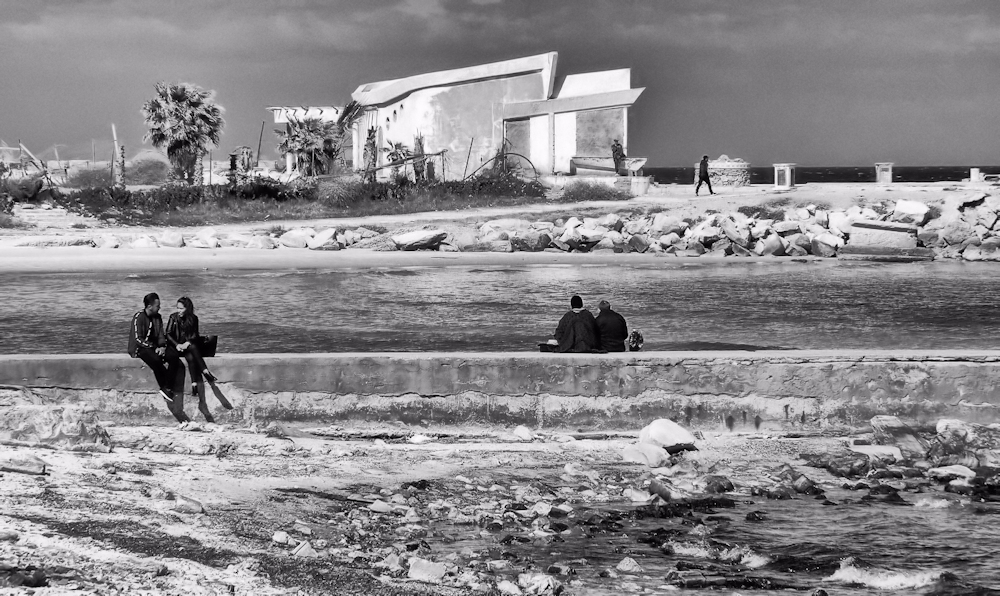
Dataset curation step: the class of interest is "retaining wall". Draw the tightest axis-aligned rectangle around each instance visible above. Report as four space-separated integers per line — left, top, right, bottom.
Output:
2 351 999 429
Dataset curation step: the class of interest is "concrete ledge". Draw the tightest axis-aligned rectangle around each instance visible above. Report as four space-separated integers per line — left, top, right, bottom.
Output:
2 351 1000 428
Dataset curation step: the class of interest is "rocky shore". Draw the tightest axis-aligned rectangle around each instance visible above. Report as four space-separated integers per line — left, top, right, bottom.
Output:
7 186 1000 262
2 408 998 595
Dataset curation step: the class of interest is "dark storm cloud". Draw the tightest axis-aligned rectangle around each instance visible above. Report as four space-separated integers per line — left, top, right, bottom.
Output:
2 0 999 165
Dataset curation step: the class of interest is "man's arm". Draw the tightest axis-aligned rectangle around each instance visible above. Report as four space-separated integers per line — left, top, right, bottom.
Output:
133 312 155 349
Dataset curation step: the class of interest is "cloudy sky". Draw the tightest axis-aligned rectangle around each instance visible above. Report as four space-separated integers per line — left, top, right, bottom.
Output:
2 0 999 166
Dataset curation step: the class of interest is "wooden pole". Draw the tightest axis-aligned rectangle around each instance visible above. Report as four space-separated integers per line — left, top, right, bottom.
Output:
111 124 120 186
92 139 96 167
255 120 265 168
463 137 474 179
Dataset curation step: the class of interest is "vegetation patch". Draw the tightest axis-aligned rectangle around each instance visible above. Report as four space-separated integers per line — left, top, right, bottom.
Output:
561 181 633 202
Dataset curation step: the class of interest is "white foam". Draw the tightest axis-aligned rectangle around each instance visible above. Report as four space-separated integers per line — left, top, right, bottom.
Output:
824 559 941 590
914 498 952 509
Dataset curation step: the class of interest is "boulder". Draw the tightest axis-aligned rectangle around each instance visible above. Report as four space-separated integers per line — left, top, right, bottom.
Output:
218 233 253 248
890 200 931 226
307 228 340 250
480 229 508 243
598 213 622 230
578 227 606 243
563 217 583 229
651 214 686 236
773 221 802 236
187 228 219 249
279 229 312 248
531 221 555 231
927 465 976 482
811 233 843 257
356 226 380 239
483 218 531 232
750 220 773 240
623 219 648 235
627 234 650 253
245 235 278 249
848 221 918 249
157 231 185 248
486 240 514 253
638 419 697 454
659 232 681 248
975 207 999 230
827 211 852 236
702 475 735 494
731 243 753 257
392 230 448 251
870 415 928 460
559 226 582 244
760 234 787 256
0 404 111 451
590 237 617 252
408 557 447 584
621 443 670 467
95 235 120 249
720 218 749 246
129 235 159 249
511 231 551 252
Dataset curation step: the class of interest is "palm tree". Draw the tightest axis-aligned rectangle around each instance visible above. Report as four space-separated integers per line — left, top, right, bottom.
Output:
275 100 365 177
141 82 225 185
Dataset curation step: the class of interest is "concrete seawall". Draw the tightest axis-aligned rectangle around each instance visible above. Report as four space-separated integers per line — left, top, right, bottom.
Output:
2 351 999 429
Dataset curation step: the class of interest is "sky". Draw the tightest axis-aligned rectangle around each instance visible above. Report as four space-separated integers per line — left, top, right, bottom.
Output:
2 0 999 167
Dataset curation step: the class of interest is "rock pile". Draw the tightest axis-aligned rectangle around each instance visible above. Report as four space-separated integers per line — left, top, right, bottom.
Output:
11 192 1000 261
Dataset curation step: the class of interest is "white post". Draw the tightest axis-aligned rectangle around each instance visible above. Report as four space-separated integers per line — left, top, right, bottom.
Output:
773 163 796 190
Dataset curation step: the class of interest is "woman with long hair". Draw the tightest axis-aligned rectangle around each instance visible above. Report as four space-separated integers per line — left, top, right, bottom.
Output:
166 296 218 423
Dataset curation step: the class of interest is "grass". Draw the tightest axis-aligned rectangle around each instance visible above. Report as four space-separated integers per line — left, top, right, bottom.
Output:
66 160 169 188
560 181 633 202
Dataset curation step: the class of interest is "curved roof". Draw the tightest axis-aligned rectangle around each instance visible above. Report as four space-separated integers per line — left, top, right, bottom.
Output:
352 52 558 106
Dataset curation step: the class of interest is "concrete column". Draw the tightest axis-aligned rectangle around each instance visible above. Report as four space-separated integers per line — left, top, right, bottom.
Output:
875 162 894 185
970 168 981 182
285 153 294 173
773 163 796 190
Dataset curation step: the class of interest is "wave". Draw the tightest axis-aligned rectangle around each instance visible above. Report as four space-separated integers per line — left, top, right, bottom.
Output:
824 558 941 589
668 540 770 569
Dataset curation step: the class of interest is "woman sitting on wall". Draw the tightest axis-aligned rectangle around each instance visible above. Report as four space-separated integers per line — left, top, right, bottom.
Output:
166 296 218 422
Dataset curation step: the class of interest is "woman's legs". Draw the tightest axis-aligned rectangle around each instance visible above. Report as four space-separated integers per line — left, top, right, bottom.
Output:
182 348 214 423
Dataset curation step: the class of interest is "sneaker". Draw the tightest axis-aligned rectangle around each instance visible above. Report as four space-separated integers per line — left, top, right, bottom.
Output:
159 389 174 403
203 370 217 384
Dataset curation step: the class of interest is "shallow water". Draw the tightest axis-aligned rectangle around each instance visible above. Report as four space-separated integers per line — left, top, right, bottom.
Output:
3 261 1000 354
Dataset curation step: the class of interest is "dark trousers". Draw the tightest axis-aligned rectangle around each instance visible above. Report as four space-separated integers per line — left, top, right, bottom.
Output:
136 346 176 391
136 346 189 423
180 344 215 422
696 174 714 195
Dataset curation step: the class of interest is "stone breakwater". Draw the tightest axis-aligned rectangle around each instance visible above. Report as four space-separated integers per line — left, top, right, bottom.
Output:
9 190 1000 260
3 352 1000 429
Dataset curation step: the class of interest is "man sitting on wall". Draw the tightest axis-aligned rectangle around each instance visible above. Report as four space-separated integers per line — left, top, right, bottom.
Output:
596 300 629 352
128 292 190 424
554 295 602 353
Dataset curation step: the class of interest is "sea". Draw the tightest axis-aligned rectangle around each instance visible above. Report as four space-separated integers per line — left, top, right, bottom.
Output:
3 261 1000 354
645 165 1000 185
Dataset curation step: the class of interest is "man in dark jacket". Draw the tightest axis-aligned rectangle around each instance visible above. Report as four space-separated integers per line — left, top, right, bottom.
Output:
696 155 715 196
554 295 601 353
128 292 188 421
595 300 628 352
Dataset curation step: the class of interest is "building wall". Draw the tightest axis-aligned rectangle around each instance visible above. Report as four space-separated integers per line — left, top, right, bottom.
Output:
575 107 626 157
553 112 577 174
359 73 545 180
528 115 551 174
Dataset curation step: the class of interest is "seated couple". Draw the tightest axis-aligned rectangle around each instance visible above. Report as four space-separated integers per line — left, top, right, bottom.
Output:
552 295 630 353
127 292 218 424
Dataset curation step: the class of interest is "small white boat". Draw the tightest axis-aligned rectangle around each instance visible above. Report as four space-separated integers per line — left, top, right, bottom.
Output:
571 156 647 175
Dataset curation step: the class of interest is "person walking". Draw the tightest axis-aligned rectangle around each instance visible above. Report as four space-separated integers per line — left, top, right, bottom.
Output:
595 300 629 352
553 295 602 353
128 292 189 423
696 155 715 196
166 296 218 423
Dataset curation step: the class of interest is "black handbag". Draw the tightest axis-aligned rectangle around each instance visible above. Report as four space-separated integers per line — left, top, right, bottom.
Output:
194 335 218 357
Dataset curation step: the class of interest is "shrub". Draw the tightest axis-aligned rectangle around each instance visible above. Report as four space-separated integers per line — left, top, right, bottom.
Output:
560 181 633 202
125 160 169 185
66 168 112 189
